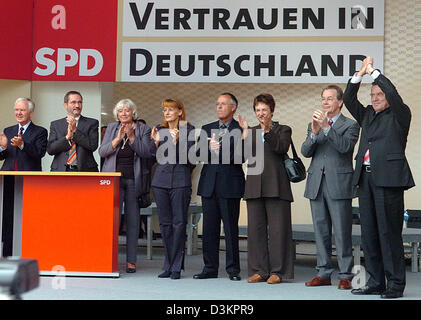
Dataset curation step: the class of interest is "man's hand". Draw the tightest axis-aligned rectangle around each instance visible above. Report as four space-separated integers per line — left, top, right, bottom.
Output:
66 116 76 141
10 134 23 148
208 133 220 154
357 56 374 77
0 132 8 149
312 110 329 131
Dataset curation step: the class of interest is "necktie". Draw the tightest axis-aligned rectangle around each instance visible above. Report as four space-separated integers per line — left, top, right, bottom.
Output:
14 127 25 171
363 149 370 164
328 119 333 126
218 124 227 143
67 141 77 165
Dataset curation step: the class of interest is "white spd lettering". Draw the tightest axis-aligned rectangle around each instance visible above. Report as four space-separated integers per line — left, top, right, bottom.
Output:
34 47 104 77
100 180 111 185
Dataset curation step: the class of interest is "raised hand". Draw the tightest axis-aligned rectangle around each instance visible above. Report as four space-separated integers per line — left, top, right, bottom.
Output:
208 133 220 154
0 132 8 149
237 114 249 139
357 56 374 77
311 111 321 135
125 122 136 142
312 110 329 131
10 134 23 148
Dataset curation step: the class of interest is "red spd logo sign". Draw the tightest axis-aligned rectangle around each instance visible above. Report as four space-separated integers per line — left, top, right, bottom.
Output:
32 0 117 81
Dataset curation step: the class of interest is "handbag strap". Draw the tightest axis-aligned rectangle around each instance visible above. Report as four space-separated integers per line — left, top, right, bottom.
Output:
274 124 297 159
289 139 299 158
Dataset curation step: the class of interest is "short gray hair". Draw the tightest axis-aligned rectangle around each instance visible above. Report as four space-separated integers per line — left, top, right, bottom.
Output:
113 99 138 121
15 98 35 112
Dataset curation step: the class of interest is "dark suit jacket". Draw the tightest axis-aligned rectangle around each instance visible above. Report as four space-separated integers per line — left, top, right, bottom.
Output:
99 121 156 198
47 115 99 171
343 73 415 189
243 122 293 202
197 119 245 199
151 123 195 189
0 122 48 171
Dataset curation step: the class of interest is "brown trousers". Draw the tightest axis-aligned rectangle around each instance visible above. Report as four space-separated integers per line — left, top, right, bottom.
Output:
246 197 294 280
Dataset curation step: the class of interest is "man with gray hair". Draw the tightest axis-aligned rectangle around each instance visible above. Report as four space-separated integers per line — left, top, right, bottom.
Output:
47 91 99 172
301 85 359 290
0 97 48 256
0 97 48 171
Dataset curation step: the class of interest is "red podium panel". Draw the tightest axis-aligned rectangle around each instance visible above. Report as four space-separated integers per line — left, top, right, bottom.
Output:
0 172 120 277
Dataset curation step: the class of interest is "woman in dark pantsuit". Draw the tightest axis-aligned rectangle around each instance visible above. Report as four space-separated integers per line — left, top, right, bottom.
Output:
238 93 294 284
151 98 195 280
99 99 156 273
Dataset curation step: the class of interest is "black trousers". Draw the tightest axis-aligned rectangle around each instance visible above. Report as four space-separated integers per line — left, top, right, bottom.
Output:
358 169 406 292
153 187 191 272
201 194 241 275
1 176 14 257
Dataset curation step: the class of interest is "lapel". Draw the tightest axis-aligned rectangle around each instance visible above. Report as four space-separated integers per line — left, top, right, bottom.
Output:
227 119 238 132
368 108 377 125
23 122 33 139
77 115 86 132
332 114 346 131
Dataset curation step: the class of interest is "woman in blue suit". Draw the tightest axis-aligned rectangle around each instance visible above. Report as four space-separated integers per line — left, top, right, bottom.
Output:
151 98 195 280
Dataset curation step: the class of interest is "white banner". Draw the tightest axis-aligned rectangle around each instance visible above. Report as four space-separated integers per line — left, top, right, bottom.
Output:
120 0 384 83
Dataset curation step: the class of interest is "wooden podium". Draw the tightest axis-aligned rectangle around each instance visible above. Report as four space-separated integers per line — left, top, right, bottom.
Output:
0 171 121 277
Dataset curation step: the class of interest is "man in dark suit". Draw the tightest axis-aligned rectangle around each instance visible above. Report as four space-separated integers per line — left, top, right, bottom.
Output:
193 92 245 281
343 57 415 299
301 85 359 290
47 91 99 172
0 97 48 256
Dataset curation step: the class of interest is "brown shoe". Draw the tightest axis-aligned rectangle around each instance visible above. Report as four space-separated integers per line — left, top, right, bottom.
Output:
267 274 282 284
247 274 266 283
338 278 352 290
305 276 331 287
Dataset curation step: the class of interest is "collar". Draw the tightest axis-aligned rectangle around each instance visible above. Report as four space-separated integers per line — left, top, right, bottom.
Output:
328 112 341 125
19 121 31 132
218 119 232 128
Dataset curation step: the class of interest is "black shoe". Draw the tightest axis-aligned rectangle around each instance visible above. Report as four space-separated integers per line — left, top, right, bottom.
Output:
229 274 241 281
381 289 403 299
158 270 171 278
126 267 136 273
193 272 218 279
351 285 385 295
171 271 181 280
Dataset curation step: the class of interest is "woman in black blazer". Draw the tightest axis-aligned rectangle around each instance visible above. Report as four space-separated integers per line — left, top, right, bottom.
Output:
239 93 294 284
151 98 195 279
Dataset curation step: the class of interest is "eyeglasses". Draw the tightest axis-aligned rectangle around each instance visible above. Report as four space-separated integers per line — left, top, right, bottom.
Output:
215 102 234 107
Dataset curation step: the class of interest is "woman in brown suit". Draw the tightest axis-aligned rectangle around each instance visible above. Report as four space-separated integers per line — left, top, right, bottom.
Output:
238 93 294 284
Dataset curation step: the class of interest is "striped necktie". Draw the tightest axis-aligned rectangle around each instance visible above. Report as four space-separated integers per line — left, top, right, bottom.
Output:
67 141 77 165
218 124 227 143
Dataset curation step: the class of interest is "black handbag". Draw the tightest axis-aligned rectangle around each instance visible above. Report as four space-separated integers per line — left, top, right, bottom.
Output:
283 140 306 183
138 192 152 208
